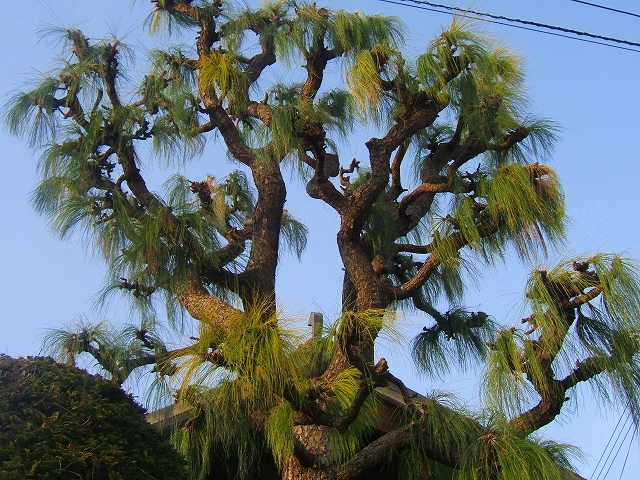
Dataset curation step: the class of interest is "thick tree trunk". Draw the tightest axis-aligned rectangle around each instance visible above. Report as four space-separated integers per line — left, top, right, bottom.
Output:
282 426 336 480
341 270 358 312
282 460 335 480
337 232 389 310
244 158 287 305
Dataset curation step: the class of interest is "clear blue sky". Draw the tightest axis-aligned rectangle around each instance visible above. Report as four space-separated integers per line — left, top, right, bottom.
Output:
1 1 639 477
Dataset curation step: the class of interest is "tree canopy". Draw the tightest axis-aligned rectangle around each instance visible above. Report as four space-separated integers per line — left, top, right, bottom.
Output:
5 1 640 479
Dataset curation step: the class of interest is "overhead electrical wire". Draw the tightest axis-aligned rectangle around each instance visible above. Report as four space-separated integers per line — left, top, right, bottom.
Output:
591 413 630 480
385 0 640 47
375 0 640 473
568 0 640 20
599 420 634 480
617 429 636 480
384 0 640 48
591 411 635 480
378 0 640 53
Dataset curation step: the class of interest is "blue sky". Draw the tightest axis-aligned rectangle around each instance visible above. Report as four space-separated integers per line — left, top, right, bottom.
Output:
1 1 640 477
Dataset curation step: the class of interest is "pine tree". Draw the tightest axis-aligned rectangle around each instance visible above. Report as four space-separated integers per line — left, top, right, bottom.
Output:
6 1 640 479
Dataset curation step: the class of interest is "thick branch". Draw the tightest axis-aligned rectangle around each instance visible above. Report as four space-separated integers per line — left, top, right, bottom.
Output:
508 262 621 436
394 221 500 300
506 381 566 438
397 178 457 216
295 359 388 433
305 156 349 213
102 42 121 107
394 243 431 255
209 105 256 165
564 286 602 310
338 409 473 480
178 290 243 339
300 7 334 101
395 135 487 237
242 100 273 126
161 1 220 57
383 141 409 203
337 422 420 479
245 50 277 85
212 225 253 268
562 355 610 391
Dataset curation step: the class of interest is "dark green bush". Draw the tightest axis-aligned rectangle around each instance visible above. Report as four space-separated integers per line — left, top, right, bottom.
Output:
0 355 187 479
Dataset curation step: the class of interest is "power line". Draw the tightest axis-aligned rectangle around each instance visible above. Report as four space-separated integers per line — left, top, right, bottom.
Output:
617 429 635 480
592 413 635 480
374 0 640 474
378 0 640 53
386 0 640 48
380 0 640 53
600 420 634 480
568 0 640 20
591 413 630 480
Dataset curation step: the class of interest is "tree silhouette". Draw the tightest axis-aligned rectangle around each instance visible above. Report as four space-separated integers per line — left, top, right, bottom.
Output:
6 1 640 479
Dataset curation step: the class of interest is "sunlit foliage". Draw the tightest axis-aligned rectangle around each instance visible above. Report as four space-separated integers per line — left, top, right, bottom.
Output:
6 1 640 479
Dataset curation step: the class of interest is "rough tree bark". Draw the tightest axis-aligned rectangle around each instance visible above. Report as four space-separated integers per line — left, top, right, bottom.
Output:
16 2 638 479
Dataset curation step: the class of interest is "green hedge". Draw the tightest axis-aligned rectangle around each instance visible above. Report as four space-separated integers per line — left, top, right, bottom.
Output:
0 355 188 479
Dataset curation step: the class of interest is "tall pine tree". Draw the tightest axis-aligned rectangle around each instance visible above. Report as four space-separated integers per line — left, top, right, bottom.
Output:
7 2 640 478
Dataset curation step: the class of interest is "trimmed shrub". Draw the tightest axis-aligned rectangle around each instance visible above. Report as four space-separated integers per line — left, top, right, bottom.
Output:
0 355 188 479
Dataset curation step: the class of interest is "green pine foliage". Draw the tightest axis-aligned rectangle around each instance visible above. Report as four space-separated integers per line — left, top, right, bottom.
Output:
482 254 640 424
412 307 496 377
456 427 576 480
8 2 640 479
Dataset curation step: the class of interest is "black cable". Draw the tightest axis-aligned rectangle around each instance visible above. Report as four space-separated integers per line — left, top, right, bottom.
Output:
617 428 635 480
568 0 640 20
593 414 632 480
600 419 634 480
377 1 452 18
591 413 630 480
378 0 640 53
382 0 640 49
